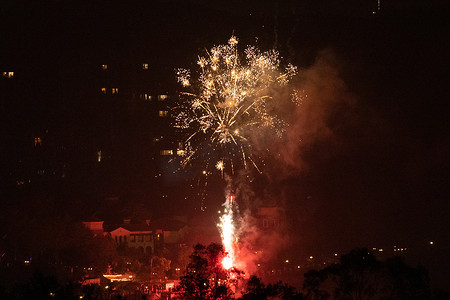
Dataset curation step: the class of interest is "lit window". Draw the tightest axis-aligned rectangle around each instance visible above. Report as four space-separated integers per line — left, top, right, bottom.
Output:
101 64 108 70
112 88 119 94
140 93 151 101
34 137 42 147
158 110 168 117
142 63 148 70
160 150 173 155
3 71 14 78
158 95 168 101
101 88 106 94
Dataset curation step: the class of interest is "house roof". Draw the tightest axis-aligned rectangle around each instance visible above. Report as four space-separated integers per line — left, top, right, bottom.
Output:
106 223 151 233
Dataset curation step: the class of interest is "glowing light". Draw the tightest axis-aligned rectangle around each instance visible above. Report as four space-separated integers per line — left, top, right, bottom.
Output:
218 195 236 270
175 36 297 174
216 160 224 171
222 255 233 270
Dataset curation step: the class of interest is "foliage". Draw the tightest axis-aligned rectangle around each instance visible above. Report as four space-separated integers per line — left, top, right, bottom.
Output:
151 256 172 281
302 248 434 300
240 275 304 300
176 243 235 300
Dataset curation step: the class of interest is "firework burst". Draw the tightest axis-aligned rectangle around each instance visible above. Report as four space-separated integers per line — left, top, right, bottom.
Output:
174 36 297 175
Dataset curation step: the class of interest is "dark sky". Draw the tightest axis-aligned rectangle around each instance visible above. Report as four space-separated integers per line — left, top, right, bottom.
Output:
1 0 449 287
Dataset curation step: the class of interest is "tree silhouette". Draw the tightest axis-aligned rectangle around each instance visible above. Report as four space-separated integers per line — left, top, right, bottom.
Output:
177 243 235 300
241 275 304 300
302 248 434 300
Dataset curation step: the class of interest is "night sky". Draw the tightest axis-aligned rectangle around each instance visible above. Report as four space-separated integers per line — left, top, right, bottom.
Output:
1 0 450 290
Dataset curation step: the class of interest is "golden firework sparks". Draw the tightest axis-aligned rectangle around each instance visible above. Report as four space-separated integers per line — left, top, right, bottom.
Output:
175 36 297 174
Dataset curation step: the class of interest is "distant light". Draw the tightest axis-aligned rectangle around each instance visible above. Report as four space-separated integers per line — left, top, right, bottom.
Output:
297 265 301 269
285 259 289 263
334 253 338 257
309 256 313 259
3 71 14 78
379 249 383 252
160 149 173 155
429 241 434 245
158 110 169 117
158 95 168 101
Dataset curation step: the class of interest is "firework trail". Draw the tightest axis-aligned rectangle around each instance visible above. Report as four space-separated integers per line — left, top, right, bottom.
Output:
218 195 235 270
175 36 297 175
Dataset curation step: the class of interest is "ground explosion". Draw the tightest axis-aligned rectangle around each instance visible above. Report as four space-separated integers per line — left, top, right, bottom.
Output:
175 36 297 277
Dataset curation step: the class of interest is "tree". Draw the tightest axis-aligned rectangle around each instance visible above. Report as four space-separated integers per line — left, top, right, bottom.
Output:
327 248 381 300
176 243 235 300
241 275 304 300
151 256 171 281
302 248 434 300
383 256 431 300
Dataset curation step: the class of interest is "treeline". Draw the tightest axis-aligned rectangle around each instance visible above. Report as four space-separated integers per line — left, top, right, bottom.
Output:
177 244 450 300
